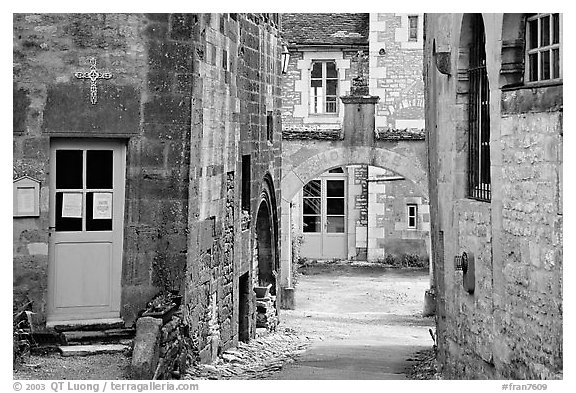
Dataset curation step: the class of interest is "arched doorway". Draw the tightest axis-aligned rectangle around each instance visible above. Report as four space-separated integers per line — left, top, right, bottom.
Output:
255 173 279 296
256 201 275 293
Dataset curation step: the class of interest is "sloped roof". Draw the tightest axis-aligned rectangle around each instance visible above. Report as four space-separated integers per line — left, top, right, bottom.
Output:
281 13 369 46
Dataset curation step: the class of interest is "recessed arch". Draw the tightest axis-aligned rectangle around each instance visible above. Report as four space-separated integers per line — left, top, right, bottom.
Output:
255 172 278 296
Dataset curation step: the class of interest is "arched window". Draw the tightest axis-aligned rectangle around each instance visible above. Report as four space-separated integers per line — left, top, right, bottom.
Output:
467 14 491 201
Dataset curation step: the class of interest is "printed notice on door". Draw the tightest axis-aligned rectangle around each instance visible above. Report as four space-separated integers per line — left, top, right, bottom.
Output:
93 192 112 219
62 193 82 218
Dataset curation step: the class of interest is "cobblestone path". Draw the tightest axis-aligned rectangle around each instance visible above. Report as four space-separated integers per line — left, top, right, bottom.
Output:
184 328 312 380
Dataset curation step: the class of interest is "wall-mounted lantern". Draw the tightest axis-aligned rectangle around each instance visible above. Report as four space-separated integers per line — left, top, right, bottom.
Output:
281 45 290 74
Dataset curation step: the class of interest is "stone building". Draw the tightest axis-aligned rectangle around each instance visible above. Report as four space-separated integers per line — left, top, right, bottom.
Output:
13 13 282 366
424 14 562 378
280 13 430 263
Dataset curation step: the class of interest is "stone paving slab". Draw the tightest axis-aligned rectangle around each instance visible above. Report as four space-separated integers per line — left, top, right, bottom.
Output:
59 344 129 357
184 328 312 380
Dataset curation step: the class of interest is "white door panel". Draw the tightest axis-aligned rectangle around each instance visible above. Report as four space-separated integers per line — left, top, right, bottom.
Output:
48 139 125 323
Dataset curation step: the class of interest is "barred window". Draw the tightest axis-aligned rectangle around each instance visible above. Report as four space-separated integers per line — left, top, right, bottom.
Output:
526 13 562 82
468 14 491 201
310 61 338 114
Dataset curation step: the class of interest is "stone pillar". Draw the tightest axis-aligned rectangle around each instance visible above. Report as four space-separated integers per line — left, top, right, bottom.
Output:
279 198 294 309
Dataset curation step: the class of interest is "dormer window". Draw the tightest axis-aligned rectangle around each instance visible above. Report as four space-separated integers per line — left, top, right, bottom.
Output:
310 60 338 114
526 13 562 83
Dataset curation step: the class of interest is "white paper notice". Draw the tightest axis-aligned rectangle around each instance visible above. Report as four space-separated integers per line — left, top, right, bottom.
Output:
93 192 112 219
62 193 83 218
17 187 35 214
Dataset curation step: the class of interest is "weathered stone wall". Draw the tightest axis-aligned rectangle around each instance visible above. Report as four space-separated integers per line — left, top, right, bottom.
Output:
369 13 425 132
367 167 430 261
13 14 283 363
12 13 189 323
280 47 367 130
424 13 562 379
184 13 282 363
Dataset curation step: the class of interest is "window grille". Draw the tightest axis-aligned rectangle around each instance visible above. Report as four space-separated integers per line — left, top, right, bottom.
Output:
310 61 338 114
468 14 491 202
526 13 562 82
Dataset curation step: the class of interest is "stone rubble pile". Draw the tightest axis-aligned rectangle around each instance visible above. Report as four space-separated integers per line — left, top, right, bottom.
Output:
184 329 310 380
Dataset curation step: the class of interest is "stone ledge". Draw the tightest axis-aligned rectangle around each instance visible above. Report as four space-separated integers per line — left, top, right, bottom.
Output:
282 128 343 141
375 128 425 141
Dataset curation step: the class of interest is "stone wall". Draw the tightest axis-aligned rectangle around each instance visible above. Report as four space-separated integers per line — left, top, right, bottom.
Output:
280 47 367 130
367 166 430 261
369 13 425 132
184 13 282 363
13 14 282 363
12 13 176 323
424 13 563 379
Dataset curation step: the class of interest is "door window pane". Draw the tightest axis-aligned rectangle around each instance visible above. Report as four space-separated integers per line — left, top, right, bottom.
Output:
303 215 321 232
56 150 83 189
303 198 321 215
326 216 345 233
303 180 321 197
55 192 82 231
326 198 344 215
87 150 113 189
86 192 113 231
326 180 344 197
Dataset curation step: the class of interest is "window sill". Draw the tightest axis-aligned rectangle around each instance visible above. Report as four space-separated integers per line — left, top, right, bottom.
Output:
502 79 563 92
466 196 491 203
308 113 339 117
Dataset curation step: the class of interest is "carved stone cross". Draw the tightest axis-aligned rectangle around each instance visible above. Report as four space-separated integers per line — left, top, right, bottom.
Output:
74 57 113 105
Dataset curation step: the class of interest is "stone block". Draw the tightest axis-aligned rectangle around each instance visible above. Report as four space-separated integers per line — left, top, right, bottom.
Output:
131 317 163 379
43 84 140 135
279 287 295 310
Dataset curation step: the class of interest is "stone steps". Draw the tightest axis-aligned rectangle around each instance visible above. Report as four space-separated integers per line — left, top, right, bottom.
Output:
59 344 129 357
50 319 135 357
61 328 135 345
49 318 125 332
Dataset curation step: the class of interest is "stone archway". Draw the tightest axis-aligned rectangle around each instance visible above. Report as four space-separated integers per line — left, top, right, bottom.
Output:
279 145 429 291
255 173 279 296
256 201 275 292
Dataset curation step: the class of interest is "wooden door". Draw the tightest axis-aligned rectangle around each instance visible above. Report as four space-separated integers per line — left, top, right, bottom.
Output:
47 139 125 324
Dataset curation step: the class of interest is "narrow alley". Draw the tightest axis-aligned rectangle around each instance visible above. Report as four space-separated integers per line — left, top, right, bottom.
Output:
269 263 434 379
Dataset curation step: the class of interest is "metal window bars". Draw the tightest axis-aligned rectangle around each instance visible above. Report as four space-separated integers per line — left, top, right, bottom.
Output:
467 14 491 202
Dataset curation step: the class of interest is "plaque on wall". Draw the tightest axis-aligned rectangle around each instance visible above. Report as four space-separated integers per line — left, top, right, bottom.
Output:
13 176 41 217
